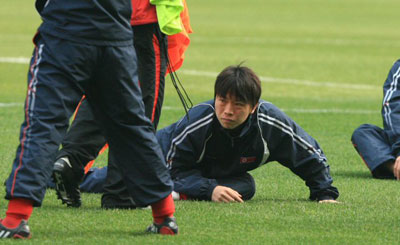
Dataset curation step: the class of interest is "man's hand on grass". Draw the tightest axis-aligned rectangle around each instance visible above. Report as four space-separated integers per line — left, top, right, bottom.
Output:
212 185 244 203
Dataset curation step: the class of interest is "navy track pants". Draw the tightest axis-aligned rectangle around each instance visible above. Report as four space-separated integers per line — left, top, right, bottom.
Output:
5 33 172 207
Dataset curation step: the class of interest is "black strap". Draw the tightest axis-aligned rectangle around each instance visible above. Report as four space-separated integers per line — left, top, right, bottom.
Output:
161 33 193 119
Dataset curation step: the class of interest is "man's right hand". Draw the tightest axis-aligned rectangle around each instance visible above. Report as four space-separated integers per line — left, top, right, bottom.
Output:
211 186 244 203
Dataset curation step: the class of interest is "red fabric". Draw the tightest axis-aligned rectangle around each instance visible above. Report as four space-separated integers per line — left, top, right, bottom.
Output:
2 198 33 228
151 33 161 123
179 193 188 200
84 144 109 174
166 0 193 73
151 194 175 224
130 0 158 26
130 0 192 73
73 96 85 121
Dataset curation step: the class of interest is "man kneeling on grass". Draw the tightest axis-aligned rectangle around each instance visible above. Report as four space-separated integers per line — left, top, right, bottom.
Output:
51 64 339 204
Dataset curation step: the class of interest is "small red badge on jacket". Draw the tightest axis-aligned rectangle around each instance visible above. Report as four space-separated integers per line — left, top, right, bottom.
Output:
240 156 256 164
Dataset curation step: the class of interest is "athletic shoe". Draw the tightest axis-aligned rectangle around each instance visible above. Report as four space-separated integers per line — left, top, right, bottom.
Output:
146 217 178 235
52 157 82 207
0 219 31 239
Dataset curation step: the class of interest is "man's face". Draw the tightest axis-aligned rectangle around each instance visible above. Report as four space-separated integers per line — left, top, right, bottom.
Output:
215 94 257 130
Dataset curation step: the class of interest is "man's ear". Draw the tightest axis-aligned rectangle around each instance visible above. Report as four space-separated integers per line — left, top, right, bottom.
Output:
251 103 258 114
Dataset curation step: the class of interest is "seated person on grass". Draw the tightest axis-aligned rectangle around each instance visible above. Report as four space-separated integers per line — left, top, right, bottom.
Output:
50 64 339 205
352 59 400 180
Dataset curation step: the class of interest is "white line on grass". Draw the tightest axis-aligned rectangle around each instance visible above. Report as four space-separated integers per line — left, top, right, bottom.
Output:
0 103 23 107
192 36 400 48
1 56 379 90
180 69 379 90
282 108 376 114
0 57 30 64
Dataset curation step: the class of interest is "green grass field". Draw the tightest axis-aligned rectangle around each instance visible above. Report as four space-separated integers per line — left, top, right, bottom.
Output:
1 0 400 244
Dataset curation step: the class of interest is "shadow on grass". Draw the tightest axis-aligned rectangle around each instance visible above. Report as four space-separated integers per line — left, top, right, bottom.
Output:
40 204 102 210
249 197 309 204
333 170 371 179
35 227 151 239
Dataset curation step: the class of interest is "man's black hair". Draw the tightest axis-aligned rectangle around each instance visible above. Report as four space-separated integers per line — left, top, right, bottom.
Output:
214 64 262 107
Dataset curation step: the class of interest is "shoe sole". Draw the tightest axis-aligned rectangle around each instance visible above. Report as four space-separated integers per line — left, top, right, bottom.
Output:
52 170 81 208
13 233 32 239
159 226 177 235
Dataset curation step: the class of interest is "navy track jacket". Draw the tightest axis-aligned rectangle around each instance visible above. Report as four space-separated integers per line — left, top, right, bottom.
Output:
36 0 133 46
157 100 339 201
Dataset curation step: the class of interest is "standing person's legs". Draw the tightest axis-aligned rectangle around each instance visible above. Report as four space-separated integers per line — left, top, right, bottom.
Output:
101 23 168 209
51 40 138 207
57 98 106 170
85 45 176 234
101 149 137 209
52 98 107 207
51 24 169 208
133 23 167 128
351 124 395 179
1 33 86 238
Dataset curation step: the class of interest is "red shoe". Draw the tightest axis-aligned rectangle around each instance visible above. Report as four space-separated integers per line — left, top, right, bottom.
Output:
146 217 178 235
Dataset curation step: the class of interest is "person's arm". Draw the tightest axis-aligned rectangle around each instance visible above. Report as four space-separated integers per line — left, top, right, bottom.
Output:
172 168 243 202
171 168 218 201
35 0 47 13
260 104 339 202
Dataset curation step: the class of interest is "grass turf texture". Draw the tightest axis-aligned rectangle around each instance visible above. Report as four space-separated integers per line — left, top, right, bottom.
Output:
1 0 400 243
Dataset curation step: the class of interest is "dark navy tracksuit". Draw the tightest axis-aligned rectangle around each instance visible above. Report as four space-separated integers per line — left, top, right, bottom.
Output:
52 21 168 208
159 100 338 201
5 0 172 207
79 100 339 201
352 59 400 178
